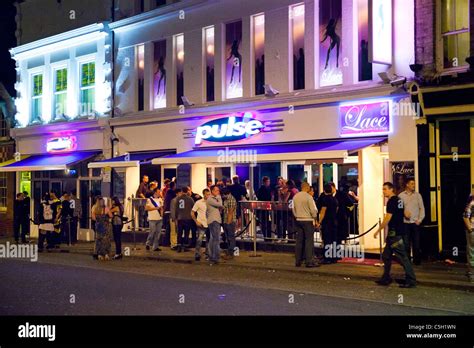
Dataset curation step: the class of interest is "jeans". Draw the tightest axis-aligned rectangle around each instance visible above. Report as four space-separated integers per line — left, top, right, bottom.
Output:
195 226 207 257
177 219 193 247
223 222 236 255
13 218 28 242
294 220 315 265
112 224 122 255
322 220 338 261
71 217 78 244
38 230 52 250
382 235 416 284
403 223 421 264
208 221 221 262
258 211 272 239
170 219 177 248
466 230 474 274
146 220 163 250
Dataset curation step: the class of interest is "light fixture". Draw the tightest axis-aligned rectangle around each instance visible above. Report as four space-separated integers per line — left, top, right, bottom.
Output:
263 84 279 97
378 72 407 89
181 96 195 107
110 132 119 143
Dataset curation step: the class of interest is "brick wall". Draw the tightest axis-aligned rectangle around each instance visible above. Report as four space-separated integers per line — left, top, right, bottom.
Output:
414 0 436 74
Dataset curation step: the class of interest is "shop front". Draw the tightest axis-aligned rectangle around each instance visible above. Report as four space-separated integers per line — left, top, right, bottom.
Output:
0 121 105 241
102 92 418 251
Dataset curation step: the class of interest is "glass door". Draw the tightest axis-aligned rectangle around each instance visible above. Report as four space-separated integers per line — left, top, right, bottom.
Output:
79 178 101 230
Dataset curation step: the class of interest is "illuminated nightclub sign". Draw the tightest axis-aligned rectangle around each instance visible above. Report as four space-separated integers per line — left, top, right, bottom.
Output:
194 115 265 145
339 100 391 137
46 136 77 153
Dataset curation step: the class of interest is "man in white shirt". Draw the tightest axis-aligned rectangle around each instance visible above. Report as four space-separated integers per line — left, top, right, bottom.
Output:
145 188 164 251
399 179 425 265
191 188 210 261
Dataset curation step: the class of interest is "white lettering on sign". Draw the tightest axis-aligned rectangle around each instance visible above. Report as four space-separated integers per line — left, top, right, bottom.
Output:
194 117 264 145
342 105 388 132
46 136 77 153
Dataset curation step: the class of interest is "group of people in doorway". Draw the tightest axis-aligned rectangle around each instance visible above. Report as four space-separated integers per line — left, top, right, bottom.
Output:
35 191 81 252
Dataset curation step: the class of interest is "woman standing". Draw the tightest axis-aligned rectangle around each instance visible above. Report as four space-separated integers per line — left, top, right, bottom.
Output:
110 197 125 260
463 192 474 283
92 197 112 260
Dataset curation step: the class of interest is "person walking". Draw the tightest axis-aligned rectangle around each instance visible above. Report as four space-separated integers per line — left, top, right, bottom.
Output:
92 197 112 261
374 182 416 288
319 184 339 264
222 187 237 259
13 193 28 244
399 179 425 265
463 192 474 283
110 196 125 259
292 182 319 268
145 189 164 252
191 188 210 261
206 185 223 265
175 187 195 252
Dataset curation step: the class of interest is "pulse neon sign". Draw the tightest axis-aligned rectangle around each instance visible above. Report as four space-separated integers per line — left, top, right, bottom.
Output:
194 115 265 145
46 136 77 153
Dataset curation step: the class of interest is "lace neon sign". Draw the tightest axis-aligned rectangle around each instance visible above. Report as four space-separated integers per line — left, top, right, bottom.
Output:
46 136 77 153
195 115 265 145
339 100 391 137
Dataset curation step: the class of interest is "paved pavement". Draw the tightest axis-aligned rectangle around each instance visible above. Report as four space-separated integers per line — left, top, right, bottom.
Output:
0 257 465 316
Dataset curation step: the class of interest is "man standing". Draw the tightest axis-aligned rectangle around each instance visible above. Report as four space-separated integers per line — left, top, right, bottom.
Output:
222 187 237 259
256 176 273 239
191 188 210 261
145 188 164 252
13 193 28 243
374 182 416 288
228 175 246 227
22 191 31 239
463 192 474 283
206 185 223 265
136 175 149 228
292 182 319 268
70 190 82 244
60 193 74 244
330 182 353 244
169 187 181 251
49 191 62 249
164 181 177 247
175 187 195 252
319 184 339 264
399 179 425 265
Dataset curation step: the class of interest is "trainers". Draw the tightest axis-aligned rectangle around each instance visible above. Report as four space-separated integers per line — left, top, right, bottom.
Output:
399 282 416 288
145 245 150 251
195 255 201 261
375 278 393 286
113 254 123 260
305 263 320 268
153 247 162 252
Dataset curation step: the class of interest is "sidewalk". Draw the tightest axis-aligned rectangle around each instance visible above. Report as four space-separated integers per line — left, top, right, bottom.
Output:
54 239 474 292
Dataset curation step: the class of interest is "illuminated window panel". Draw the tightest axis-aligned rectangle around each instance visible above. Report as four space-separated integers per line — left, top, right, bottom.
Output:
290 4 305 90
253 14 265 95
225 20 243 99
53 68 67 119
204 26 215 102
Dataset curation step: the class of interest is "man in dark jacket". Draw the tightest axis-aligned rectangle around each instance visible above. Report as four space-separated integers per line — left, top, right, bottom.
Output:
330 182 354 244
61 193 74 244
256 176 273 239
13 193 28 243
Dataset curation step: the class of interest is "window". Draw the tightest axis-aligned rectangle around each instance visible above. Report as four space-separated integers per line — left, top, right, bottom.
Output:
357 0 372 81
0 172 6 212
253 14 265 95
225 20 243 99
153 40 167 109
175 34 184 106
31 73 43 123
319 0 342 87
441 0 470 69
137 44 145 111
79 62 95 116
204 26 215 102
53 68 67 119
290 4 305 90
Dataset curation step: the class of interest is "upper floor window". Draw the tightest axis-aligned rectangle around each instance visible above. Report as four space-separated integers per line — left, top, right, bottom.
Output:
319 0 342 87
204 26 215 102
53 67 67 119
290 4 305 90
441 0 470 69
175 34 184 106
80 61 95 116
136 44 145 111
153 40 167 109
253 14 265 95
31 73 43 123
225 20 243 99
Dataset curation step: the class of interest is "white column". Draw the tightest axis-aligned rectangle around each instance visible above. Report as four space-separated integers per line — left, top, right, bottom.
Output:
214 23 225 102
144 41 153 111
191 163 207 194
304 0 316 90
184 28 204 105
68 47 78 118
166 38 175 107
43 54 52 123
342 0 357 85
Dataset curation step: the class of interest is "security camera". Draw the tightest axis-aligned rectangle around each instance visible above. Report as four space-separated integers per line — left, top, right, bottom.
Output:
110 133 119 142
390 76 407 87
264 84 279 97
181 96 195 107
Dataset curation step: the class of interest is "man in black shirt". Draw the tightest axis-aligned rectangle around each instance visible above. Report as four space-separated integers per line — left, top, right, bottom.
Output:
60 193 74 244
374 182 416 288
319 184 339 264
228 175 246 229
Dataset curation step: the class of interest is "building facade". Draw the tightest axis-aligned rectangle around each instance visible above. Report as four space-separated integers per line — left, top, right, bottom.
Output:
5 0 424 253
410 0 474 257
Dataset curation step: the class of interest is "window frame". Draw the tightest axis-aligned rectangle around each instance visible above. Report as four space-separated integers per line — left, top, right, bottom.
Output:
50 60 69 120
28 66 45 124
76 54 97 117
436 0 471 73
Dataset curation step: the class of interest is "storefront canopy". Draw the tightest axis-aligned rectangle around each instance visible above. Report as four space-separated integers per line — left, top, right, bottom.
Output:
152 137 387 165
88 150 175 169
0 151 100 172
